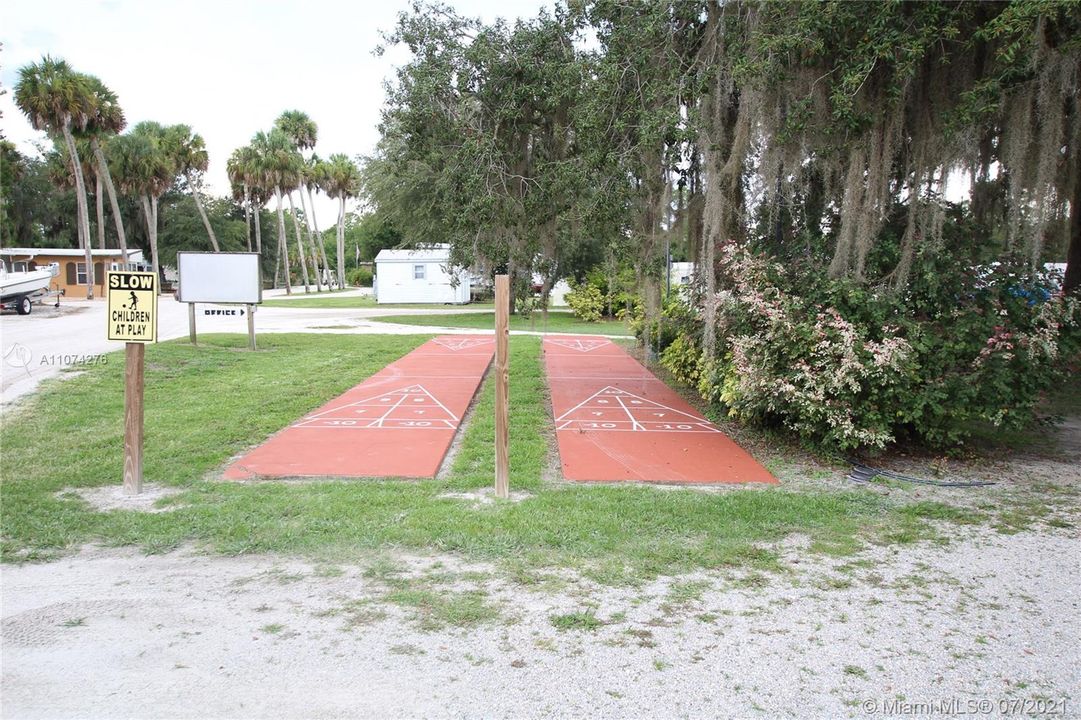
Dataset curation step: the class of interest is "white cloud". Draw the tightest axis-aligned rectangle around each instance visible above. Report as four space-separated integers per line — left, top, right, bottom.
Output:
1 0 553 228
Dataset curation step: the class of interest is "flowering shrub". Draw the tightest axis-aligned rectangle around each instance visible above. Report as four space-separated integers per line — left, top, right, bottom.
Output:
680 246 1080 451
565 282 605 322
660 334 702 386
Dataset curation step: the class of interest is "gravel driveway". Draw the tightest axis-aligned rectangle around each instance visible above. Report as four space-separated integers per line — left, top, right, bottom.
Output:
3 521 1077 719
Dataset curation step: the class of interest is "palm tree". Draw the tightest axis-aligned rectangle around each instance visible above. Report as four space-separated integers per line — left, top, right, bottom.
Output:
90 150 105 249
44 137 102 248
322 154 361 288
78 74 130 264
252 129 298 294
110 125 172 288
63 136 106 252
14 56 97 298
43 140 84 246
306 155 333 286
250 180 271 259
285 172 312 293
227 146 257 252
229 144 268 256
275 110 323 290
294 162 322 291
165 125 220 252
275 110 317 152
80 140 106 250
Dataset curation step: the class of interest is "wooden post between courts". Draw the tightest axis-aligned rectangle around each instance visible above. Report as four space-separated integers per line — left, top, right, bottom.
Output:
494 274 510 499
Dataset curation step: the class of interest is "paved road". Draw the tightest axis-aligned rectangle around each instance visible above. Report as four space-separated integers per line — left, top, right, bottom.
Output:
0 294 488 409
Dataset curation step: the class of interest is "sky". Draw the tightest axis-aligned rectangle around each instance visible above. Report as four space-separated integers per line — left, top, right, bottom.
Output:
1 0 554 229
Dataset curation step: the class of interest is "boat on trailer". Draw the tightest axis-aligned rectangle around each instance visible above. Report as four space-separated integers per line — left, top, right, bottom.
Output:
0 262 62 315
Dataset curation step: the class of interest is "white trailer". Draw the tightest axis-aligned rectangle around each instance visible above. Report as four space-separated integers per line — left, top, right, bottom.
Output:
374 245 470 304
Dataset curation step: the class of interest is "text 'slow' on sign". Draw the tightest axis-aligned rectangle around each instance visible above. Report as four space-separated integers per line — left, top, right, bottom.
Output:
106 271 158 343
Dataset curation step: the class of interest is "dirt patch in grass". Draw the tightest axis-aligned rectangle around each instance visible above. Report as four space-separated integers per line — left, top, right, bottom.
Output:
438 489 534 507
58 484 186 513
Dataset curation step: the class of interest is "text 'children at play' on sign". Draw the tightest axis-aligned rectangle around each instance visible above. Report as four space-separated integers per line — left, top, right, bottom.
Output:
106 271 158 343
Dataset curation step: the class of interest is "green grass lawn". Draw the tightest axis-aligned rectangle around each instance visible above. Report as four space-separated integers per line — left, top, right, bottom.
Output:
372 311 630 336
262 294 495 310
1 333 978 582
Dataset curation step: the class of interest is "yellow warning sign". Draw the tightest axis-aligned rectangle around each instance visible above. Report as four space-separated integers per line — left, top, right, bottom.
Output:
106 271 158 342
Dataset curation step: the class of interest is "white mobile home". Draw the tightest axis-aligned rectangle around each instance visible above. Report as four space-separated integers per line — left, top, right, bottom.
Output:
670 262 696 286
374 245 471 304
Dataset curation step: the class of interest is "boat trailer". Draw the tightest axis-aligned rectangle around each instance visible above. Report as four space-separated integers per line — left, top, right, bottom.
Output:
0 286 64 315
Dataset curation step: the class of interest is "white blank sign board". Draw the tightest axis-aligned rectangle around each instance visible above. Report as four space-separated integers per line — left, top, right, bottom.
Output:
177 252 261 304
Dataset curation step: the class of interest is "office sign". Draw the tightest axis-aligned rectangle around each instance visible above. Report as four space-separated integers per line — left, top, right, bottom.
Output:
177 252 262 304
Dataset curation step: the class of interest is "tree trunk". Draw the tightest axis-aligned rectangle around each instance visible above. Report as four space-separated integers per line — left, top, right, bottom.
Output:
253 198 263 255
540 277 551 326
190 177 220 252
298 184 322 291
152 196 160 292
273 231 280 288
61 123 94 299
971 128 996 235
66 152 85 251
307 184 332 287
91 138 129 265
287 192 310 292
1065 177 1081 296
685 166 704 268
275 186 292 294
638 268 661 361
337 197 346 287
95 174 105 250
141 194 161 294
243 184 253 252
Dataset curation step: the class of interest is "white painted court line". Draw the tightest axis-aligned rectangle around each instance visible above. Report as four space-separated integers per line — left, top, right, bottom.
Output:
614 392 646 432
544 338 613 352
555 422 719 433
547 376 653 380
432 337 495 351
371 390 409 428
370 377 486 380
292 383 461 430
554 386 721 433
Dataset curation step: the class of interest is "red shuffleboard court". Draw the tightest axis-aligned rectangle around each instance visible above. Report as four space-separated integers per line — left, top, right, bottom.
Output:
223 336 495 479
544 337 777 484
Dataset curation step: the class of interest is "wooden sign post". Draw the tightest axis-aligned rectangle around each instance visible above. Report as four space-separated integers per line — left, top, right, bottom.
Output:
188 302 197 345
494 274 510 498
247 304 256 350
124 342 145 494
106 270 158 495
185 303 257 350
